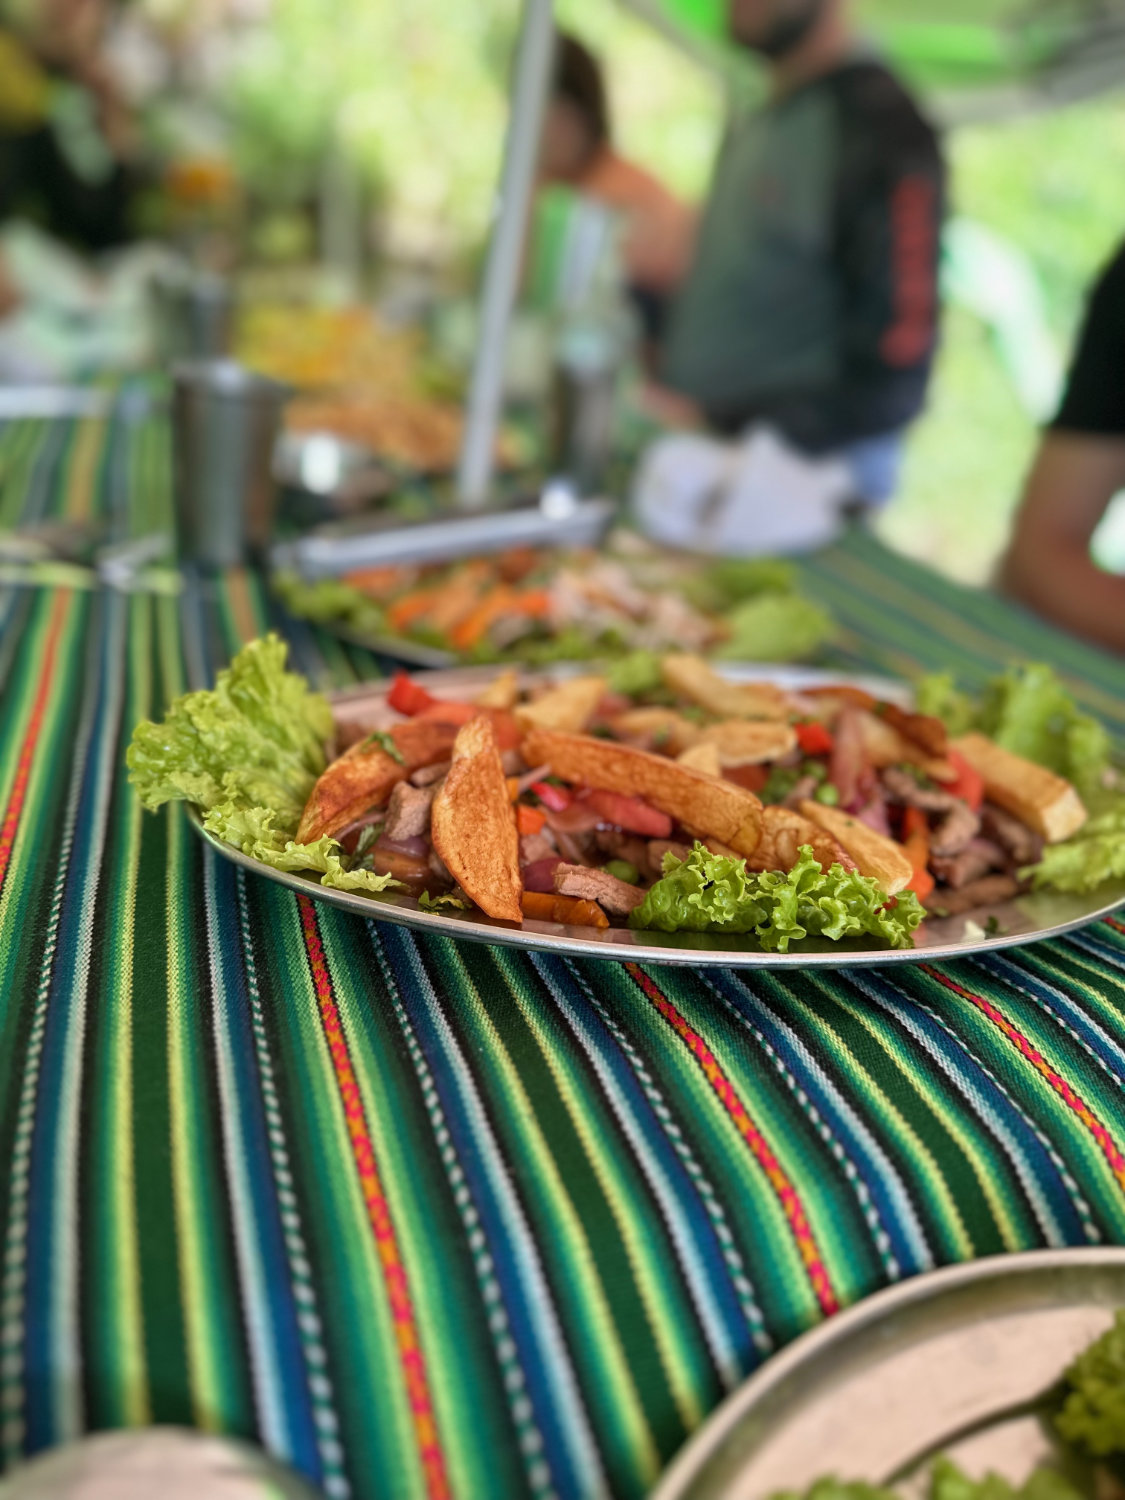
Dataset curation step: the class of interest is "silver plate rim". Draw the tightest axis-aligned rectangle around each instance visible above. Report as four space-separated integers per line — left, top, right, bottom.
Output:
185 662 1125 969
651 1246 1125 1500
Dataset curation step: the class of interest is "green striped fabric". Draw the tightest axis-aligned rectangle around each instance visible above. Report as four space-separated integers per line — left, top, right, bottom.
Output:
0 407 1123 1500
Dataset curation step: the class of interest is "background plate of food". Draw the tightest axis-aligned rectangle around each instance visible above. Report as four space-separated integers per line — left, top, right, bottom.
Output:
651 1248 1125 1500
128 640 1125 969
272 537 838 671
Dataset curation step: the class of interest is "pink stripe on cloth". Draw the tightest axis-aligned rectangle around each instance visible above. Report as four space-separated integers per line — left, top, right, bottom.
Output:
923 966 1125 1194
625 964 840 1317
300 897 451 1499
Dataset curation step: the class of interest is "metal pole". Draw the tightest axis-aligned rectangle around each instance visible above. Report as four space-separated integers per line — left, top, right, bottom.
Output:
455 0 555 509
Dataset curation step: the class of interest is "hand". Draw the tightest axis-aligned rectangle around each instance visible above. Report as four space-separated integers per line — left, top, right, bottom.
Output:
635 382 704 431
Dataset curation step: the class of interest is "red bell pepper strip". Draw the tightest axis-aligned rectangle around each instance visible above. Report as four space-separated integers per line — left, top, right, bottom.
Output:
795 721 835 756
530 780 571 813
945 750 985 812
387 671 437 717
584 789 673 839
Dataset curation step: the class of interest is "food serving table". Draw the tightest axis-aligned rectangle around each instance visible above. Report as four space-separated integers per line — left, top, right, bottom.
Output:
0 405 1123 1500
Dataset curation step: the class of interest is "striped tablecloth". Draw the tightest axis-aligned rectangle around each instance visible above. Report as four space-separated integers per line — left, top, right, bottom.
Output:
0 405 1123 1500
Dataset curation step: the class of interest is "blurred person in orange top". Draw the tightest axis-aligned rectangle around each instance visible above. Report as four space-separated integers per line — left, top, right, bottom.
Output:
1002 243 1125 655
538 33 696 350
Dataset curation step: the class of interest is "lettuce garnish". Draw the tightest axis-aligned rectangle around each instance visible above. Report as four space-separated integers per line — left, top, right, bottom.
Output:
629 844 924 952
919 663 1112 802
127 635 401 896
1026 805 1125 894
1054 1308 1125 1458
715 592 836 663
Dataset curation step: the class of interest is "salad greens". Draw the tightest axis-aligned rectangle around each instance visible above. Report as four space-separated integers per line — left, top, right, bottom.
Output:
127 635 401 896
775 1467 1082 1500
918 664 1113 802
714 592 836 663
918 662 1124 897
629 844 924 952
1055 1309 1125 1458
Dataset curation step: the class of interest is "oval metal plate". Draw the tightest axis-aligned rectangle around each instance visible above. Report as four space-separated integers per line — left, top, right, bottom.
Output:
186 663 1125 969
652 1249 1125 1500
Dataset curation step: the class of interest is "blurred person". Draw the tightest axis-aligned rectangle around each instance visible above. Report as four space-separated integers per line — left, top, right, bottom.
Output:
538 33 696 349
0 0 141 258
1001 244 1125 654
655 0 946 510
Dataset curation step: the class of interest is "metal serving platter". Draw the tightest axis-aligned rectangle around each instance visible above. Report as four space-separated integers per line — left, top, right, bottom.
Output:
187 664 1125 969
653 1248 1125 1500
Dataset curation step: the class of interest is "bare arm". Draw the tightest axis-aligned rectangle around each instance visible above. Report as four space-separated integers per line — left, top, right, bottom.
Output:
1000 431 1125 654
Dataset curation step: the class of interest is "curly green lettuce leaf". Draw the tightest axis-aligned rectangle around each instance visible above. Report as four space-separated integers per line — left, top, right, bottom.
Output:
127 634 333 822
1026 801 1125 893
915 672 977 737
418 890 470 910
928 1458 1081 1500
129 634 401 897
606 650 664 698
629 844 923 952
977 664 1111 800
715 592 835 663
203 802 402 895
770 1480 899 1500
1055 1308 1125 1458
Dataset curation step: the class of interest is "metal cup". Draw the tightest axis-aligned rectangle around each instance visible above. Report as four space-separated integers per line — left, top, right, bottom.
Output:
151 272 234 363
171 360 289 569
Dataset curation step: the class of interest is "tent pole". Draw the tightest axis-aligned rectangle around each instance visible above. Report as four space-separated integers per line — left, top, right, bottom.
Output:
456 0 555 510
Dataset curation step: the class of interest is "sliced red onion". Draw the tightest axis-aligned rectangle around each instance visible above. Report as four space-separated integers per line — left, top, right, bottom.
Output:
521 856 563 893
376 834 430 858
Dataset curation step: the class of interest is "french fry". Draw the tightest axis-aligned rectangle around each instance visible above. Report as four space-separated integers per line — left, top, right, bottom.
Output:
677 741 723 777
297 720 459 843
661 654 791 720
514 676 606 736
950 733 1088 844
610 707 700 754
746 805 854 875
697 719 797 767
432 717 523 922
798 800 914 894
522 728 764 858
475 667 520 711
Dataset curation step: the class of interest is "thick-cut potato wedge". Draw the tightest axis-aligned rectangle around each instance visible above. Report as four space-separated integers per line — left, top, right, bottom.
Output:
697 719 797 767
798 800 914 895
514 676 606 736
522 728 763 857
661 655 790 721
297 720 459 843
432 717 522 921
610 707 700 754
855 710 955 782
677 741 723 777
950 733 1088 844
747 805 855 875
475 668 520 710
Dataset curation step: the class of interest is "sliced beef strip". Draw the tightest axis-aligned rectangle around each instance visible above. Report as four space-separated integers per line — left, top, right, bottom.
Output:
384 780 437 841
882 766 960 813
554 863 646 916
925 873 1022 917
647 840 693 876
595 829 651 871
520 832 556 866
410 759 451 787
554 829 596 867
929 801 982 857
931 838 1006 889
981 804 1044 867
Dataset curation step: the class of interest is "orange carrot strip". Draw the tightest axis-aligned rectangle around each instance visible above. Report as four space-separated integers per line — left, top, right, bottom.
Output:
520 892 610 929
517 804 546 836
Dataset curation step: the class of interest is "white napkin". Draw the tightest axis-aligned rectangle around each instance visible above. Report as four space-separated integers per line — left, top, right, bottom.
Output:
632 424 853 556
